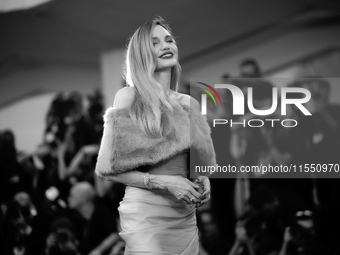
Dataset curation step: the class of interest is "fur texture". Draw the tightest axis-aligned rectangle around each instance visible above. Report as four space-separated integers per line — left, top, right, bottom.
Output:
95 99 216 177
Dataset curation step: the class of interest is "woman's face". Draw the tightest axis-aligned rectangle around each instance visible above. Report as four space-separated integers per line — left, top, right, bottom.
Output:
151 25 178 71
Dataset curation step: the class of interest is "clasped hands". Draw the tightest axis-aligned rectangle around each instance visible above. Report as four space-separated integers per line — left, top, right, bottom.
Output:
166 175 210 207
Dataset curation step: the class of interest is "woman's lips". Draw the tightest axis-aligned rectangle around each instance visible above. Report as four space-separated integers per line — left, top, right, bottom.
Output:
159 52 173 59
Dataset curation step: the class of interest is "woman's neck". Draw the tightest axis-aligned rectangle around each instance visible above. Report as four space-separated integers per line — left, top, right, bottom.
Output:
154 68 171 96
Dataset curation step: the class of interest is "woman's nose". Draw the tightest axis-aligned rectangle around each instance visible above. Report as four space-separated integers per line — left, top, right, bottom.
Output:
161 42 170 51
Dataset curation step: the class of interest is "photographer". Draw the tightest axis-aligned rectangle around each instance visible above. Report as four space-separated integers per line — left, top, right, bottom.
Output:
0 130 33 205
45 217 81 255
4 191 48 255
228 216 256 255
229 187 283 255
278 210 316 255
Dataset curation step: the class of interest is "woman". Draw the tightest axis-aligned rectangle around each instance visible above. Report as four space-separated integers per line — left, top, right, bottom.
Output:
95 17 216 255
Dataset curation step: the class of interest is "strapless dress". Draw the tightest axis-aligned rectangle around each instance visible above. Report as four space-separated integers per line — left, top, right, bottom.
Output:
118 149 199 255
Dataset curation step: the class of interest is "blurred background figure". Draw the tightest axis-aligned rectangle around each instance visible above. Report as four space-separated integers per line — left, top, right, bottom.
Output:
3 191 49 255
229 186 283 255
239 59 262 78
197 209 228 255
67 182 121 255
278 208 321 255
238 58 275 111
44 217 81 255
0 130 33 205
290 76 340 164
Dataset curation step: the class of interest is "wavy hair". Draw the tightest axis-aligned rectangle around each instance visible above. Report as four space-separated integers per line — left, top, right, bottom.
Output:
124 16 181 138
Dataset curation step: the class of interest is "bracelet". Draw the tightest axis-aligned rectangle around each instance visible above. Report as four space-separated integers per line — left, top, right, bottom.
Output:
143 172 150 189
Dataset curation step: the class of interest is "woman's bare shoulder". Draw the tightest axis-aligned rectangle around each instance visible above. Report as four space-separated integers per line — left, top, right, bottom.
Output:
113 86 135 109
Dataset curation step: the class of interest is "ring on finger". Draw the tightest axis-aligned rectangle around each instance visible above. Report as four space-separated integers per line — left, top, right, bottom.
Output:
190 197 195 203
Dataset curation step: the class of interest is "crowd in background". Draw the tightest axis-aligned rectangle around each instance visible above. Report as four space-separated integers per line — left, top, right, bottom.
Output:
196 60 340 255
1 90 126 255
1 60 340 255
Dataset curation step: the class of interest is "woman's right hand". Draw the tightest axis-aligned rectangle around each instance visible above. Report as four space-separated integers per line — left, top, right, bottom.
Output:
166 175 204 204
151 175 203 204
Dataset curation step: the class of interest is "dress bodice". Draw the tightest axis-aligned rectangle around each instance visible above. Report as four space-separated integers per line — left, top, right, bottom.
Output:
137 149 189 178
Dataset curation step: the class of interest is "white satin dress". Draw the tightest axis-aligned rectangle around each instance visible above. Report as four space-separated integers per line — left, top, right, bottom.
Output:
118 150 199 255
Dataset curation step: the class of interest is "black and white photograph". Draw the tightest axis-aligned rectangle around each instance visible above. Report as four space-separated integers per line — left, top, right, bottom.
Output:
1 1 340 254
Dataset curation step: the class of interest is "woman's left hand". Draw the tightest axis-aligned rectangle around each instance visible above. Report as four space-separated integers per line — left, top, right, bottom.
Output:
196 176 211 207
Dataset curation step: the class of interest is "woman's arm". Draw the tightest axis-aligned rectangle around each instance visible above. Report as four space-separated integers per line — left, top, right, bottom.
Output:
96 88 203 204
100 171 203 204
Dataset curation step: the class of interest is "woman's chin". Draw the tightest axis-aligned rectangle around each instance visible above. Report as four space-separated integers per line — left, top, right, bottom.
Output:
156 64 177 72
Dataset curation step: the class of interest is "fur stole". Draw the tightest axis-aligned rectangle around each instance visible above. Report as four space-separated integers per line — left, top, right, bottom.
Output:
95 99 216 177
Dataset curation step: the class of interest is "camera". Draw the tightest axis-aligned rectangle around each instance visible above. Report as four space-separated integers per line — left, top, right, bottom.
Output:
289 222 311 244
47 229 78 255
56 231 70 244
286 210 315 255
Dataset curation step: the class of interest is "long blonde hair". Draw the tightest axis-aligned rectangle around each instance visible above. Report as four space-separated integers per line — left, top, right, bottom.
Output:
124 17 181 138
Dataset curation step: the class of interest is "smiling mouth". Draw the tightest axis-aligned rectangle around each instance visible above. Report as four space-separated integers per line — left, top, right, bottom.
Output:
159 52 173 59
